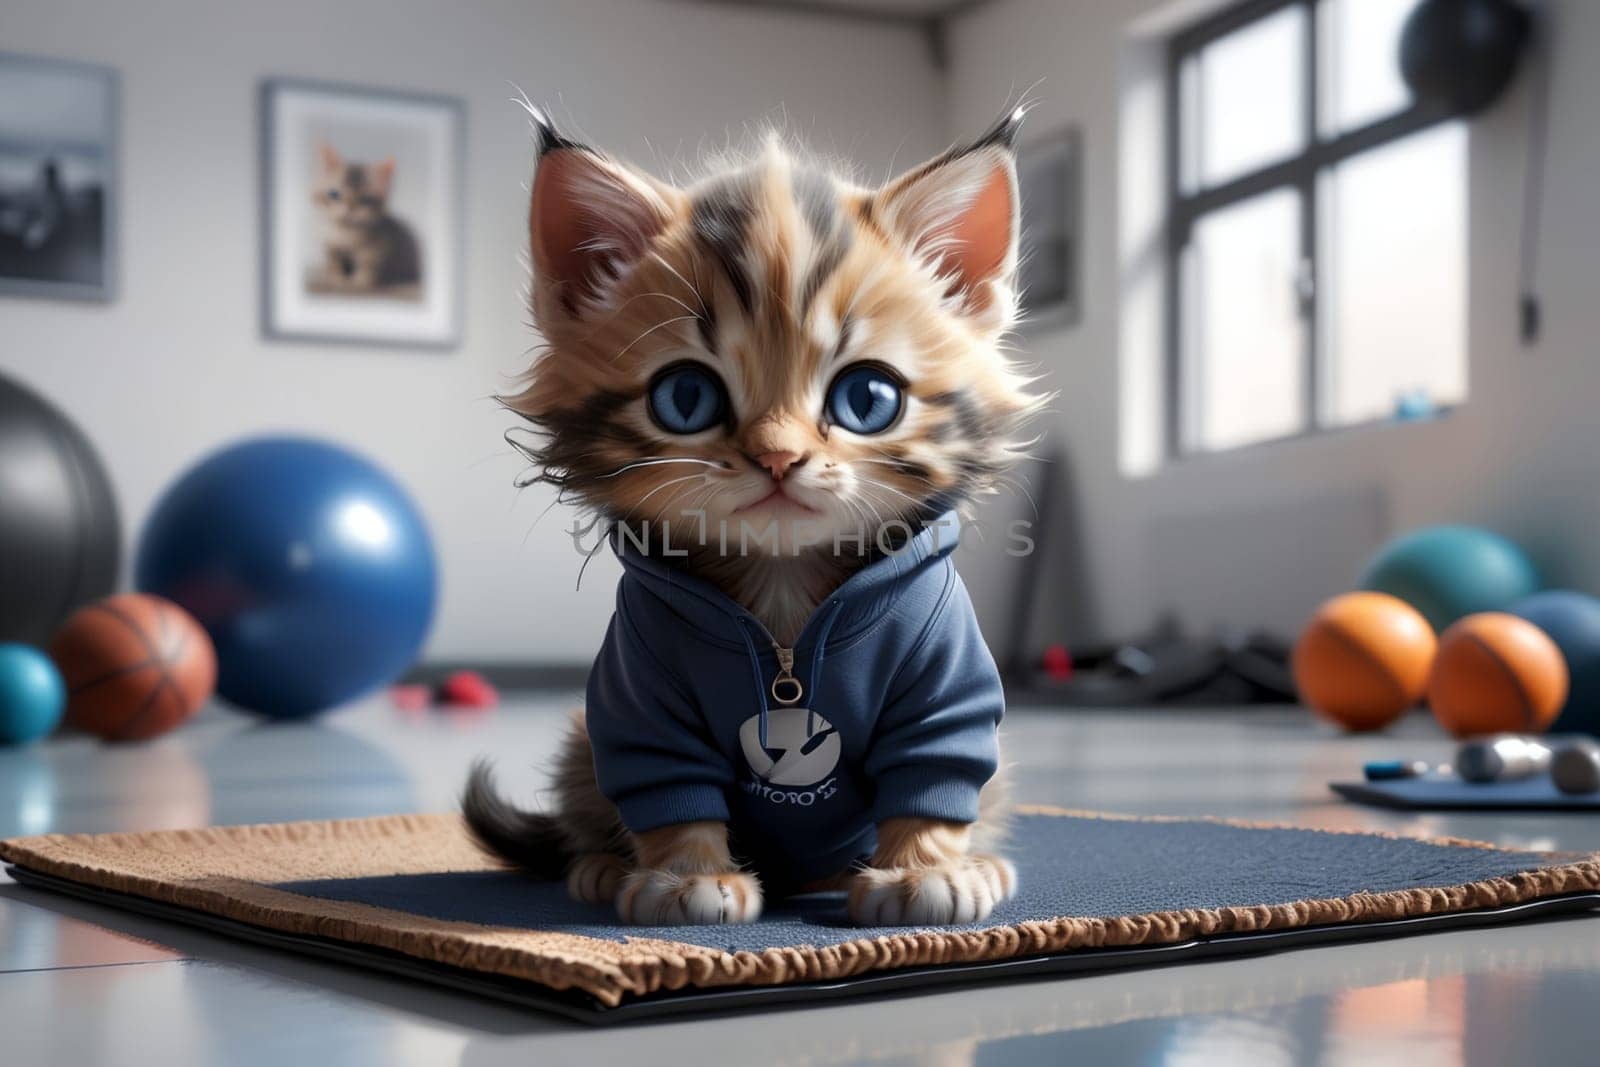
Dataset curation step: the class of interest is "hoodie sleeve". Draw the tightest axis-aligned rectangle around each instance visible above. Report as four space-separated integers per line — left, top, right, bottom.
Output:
864 565 1003 825
584 606 734 834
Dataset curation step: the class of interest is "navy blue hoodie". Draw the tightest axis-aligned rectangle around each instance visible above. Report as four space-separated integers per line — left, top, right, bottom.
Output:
585 512 1004 890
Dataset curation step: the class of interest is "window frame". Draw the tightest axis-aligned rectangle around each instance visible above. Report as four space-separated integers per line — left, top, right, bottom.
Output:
1164 0 1458 457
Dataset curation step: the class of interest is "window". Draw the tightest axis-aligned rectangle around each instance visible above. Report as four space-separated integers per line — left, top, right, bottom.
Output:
1167 0 1466 455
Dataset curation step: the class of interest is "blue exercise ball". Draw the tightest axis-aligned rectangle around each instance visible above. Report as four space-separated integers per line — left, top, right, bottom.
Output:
1513 590 1600 735
135 437 437 719
1359 525 1540 633
0 643 66 745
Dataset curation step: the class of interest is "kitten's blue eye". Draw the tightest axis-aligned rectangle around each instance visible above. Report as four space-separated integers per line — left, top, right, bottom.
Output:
827 365 903 435
648 364 726 434
327 188 341 200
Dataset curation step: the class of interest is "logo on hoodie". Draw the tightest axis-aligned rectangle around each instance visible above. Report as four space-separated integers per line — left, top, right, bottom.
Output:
739 707 841 788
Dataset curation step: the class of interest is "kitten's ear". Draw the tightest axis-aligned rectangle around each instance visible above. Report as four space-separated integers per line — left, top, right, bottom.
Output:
528 118 680 316
318 141 342 174
372 156 396 197
872 109 1024 331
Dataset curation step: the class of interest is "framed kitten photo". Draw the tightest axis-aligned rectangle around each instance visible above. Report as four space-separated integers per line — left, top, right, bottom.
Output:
0 52 118 301
260 79 464 348
1015 126 1081 329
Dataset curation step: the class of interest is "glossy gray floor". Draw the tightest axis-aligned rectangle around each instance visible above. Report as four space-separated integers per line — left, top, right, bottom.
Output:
3 698 1599 1066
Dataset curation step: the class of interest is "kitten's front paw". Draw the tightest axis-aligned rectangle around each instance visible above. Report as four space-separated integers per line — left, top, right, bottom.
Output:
616 869 764 925
566 853 629 904
849 854 1016 926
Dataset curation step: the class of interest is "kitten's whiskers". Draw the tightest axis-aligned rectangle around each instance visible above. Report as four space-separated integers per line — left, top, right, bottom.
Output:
647 252 710 318
600 457 727 478
853 475 922 509
611 315 701 363
633 473 709 510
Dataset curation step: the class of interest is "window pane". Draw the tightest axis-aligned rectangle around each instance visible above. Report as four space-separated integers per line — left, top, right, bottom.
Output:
1178 55 1200 194
1189 6 1307 188
1320 0 1422 134
1319 123 1467 427
1184 187 1307 452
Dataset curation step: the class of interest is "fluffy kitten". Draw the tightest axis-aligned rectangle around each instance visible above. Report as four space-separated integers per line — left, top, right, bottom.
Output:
312 142 421 292
465 109 1042 926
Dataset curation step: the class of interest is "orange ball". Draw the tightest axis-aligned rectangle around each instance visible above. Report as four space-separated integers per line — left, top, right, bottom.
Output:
1428 612 1568 737
49 594 216 742
1294 592 1437 731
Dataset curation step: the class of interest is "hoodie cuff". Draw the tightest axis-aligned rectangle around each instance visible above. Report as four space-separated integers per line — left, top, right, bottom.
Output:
614 783 731 834
871 768 984 825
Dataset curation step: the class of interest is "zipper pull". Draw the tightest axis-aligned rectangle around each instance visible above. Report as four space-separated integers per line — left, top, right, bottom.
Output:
770 644 803 705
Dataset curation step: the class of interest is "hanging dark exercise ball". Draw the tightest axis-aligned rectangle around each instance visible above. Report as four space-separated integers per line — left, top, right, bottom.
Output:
1399 0 1532 116
0 372 121 645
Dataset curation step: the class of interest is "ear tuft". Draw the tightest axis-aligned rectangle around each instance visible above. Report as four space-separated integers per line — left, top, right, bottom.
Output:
524 106 589 160
529 147 677 316
970 105 1027 152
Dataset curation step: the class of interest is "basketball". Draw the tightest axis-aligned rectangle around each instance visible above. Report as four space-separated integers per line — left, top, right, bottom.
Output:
49 594 217 741
1428 612 1568 737
1293 592 1437 731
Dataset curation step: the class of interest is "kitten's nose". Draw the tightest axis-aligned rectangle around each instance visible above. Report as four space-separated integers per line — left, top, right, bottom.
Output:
754 450 804 480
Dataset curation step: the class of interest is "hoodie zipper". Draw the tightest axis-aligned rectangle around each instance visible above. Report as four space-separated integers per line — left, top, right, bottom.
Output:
745 600 844 749
770 643 803 705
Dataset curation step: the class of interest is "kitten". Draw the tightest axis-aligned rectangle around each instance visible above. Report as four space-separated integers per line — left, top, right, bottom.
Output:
464 109 1043 927
312 142 421 292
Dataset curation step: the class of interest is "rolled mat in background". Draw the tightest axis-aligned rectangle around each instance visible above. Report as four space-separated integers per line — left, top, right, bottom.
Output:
1333 776 1600 811
3 807 1598 1022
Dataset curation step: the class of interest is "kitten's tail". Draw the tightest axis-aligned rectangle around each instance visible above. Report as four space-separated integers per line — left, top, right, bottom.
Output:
460 760 571 879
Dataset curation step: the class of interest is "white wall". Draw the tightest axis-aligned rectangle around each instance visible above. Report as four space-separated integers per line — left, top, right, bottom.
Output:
1 0 946 661
946 0 1600 643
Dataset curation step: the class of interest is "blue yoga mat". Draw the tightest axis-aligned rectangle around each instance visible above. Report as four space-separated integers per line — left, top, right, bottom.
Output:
281 812 1576 954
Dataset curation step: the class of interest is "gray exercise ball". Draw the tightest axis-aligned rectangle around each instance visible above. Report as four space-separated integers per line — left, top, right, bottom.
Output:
0 372 120 644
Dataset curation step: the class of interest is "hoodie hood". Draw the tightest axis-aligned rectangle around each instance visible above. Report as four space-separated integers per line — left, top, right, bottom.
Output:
609 510 964 648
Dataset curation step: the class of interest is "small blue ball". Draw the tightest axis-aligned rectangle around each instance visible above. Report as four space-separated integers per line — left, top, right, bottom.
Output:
1512 590 1600 736
0 643 66 745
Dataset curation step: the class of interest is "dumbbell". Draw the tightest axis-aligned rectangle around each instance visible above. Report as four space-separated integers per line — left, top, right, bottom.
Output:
1551 739 1600 795
1455 735 1552 783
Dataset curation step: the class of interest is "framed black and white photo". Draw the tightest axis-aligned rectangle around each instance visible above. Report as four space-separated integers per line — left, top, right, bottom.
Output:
0 53 117 301
261 79 464 348
1016 127 1082 328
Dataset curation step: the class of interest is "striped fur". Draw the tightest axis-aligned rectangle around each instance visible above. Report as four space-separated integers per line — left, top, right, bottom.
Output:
504 114 1044 640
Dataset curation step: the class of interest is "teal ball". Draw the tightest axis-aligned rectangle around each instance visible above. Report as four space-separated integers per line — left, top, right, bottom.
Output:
1359 525 1540 633
0 643 66 745
1512 590 1600 735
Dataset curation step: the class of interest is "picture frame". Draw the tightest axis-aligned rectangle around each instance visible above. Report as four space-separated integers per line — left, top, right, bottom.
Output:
1016 126 1082 329
0 52 118 302
260 78 465 349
